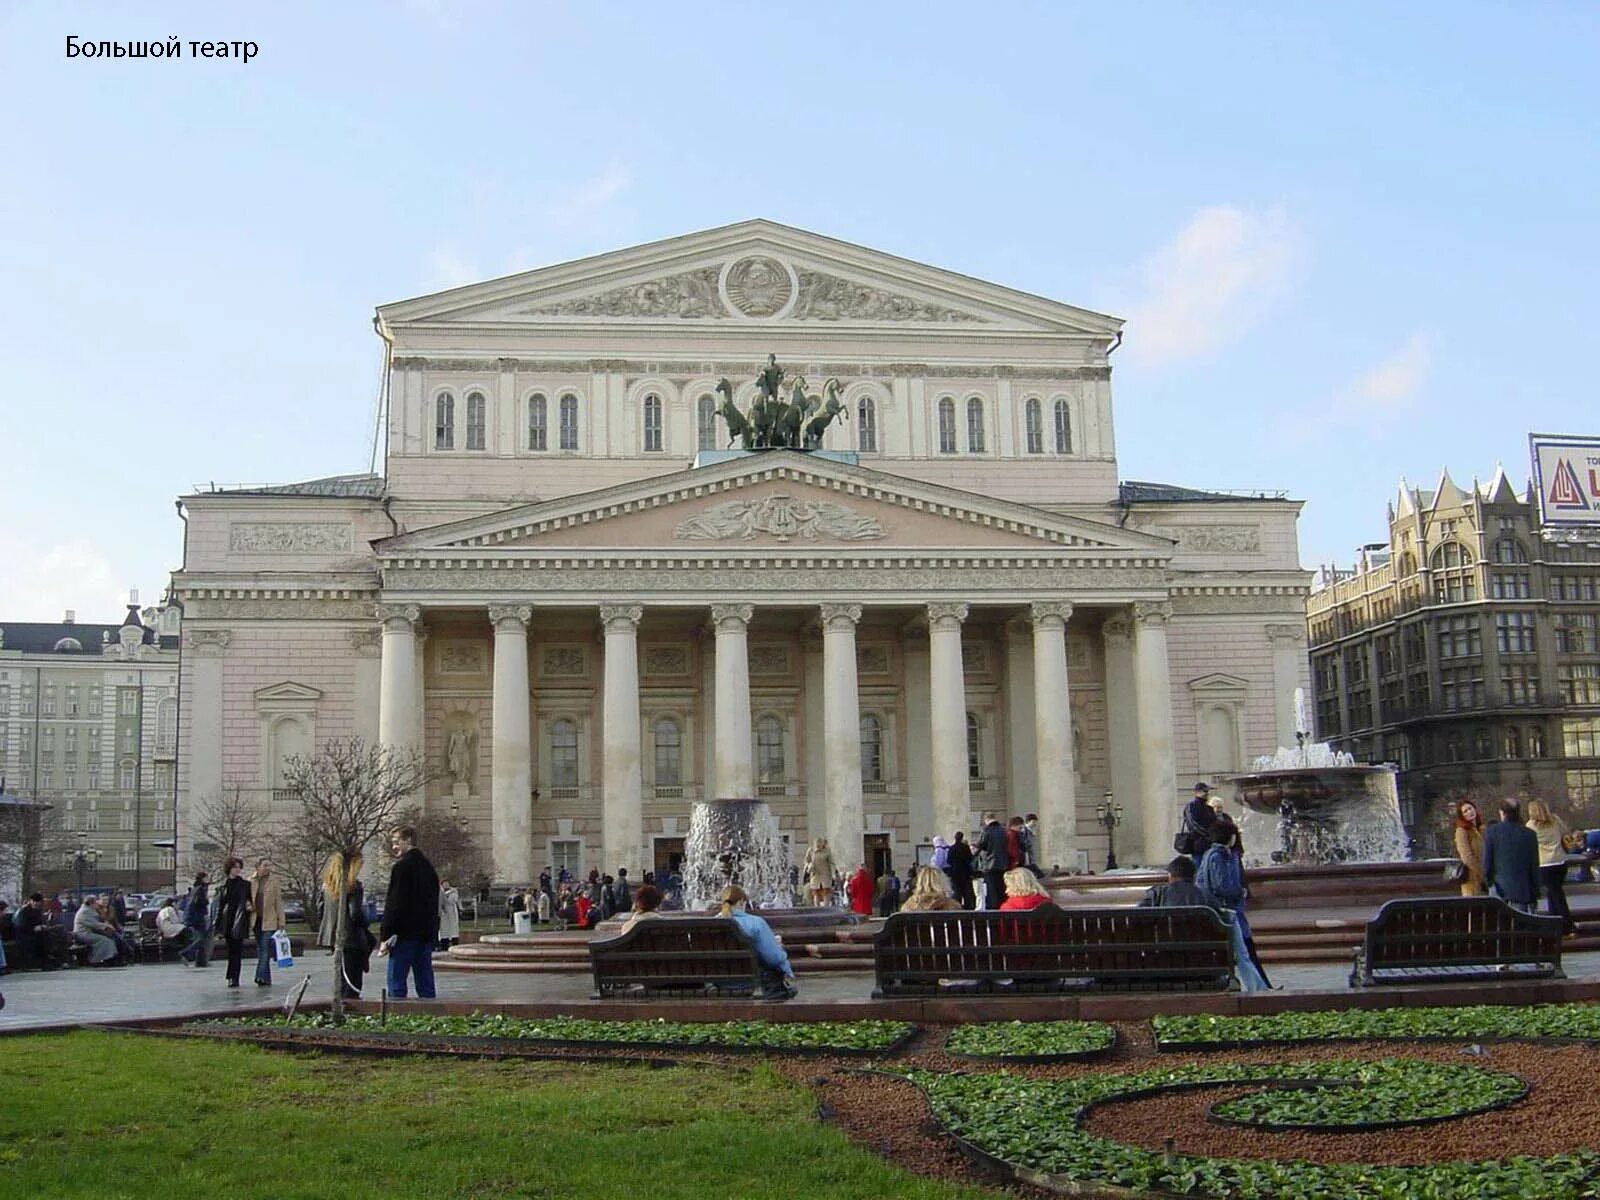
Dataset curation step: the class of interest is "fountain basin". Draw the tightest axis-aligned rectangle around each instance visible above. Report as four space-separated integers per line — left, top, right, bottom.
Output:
1221 764 1407 867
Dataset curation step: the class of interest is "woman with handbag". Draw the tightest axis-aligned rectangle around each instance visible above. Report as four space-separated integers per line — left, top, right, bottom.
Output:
334 853 373 998
1452 801 1487 896
216 857 253 988
1527 800 1576 935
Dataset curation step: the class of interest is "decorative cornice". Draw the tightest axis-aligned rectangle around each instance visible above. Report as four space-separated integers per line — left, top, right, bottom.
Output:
1133 601 1174 627
389 355 1109 382
1266 623 1308 643
819 603 863 630
598 604 644 633
487 604 533 632
1029 601 1074 628
183 629 231 657
710 604 754 633
927 602 969 628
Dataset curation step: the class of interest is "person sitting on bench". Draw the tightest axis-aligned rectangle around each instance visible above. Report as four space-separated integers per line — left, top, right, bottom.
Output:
73 895 124 965
620 883 663 934
718 885 797 999
156 895 195 955
1139 856 1267 992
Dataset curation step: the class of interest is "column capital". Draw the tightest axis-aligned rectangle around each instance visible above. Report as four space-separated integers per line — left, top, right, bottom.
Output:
183 628 232 658
1133 600 1174 628
487 604 532 632
1029 600 1073 629
348 627 383 658
376 603 421 631
819 603 863 631
1266 622 1307 644
599 604 644 632
1101 613 1134 645
710 603 754 633
926 601 969 630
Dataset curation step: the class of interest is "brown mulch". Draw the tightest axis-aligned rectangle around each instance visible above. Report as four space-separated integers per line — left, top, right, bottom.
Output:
158 1018 1600 1196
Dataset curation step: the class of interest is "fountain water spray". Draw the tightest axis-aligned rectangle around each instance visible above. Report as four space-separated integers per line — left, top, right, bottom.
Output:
682 798 796 911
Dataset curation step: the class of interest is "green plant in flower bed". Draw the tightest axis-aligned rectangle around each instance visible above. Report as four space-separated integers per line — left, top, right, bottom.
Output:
943 1020 1115 1059
1154 1002 1600 1049
1207 1059 1525 1130
910 1062 1600 1199
216 1011 916 1052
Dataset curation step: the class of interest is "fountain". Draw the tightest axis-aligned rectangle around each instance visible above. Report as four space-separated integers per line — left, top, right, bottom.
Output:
1222 689 1408 867
681 797 796 910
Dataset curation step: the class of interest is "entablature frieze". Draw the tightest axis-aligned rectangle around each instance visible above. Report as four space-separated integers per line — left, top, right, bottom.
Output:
389 355 1111 382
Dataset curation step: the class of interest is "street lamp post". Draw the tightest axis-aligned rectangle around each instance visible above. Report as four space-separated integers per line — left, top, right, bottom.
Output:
1095 790 1124 872
71 832 100 904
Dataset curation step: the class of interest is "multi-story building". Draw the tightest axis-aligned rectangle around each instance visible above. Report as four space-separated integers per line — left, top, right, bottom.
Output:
1307 467 1600 851
0 597 181 892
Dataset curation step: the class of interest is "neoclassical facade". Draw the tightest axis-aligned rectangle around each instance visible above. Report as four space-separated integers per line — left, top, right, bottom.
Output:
171 221 1311 881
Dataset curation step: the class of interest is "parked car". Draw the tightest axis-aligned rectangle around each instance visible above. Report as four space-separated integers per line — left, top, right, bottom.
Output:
283 895 308 925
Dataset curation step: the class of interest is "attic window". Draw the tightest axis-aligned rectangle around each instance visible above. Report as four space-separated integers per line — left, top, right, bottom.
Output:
53 637 84 653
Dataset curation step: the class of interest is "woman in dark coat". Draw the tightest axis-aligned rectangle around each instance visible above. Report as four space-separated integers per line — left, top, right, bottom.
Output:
180 872 212 967
945 831 976 910
335 854 373 999
215 857 253 987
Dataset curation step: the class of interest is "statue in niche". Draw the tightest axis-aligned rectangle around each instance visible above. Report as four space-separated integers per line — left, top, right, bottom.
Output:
714 354 848 451
446 724 476 787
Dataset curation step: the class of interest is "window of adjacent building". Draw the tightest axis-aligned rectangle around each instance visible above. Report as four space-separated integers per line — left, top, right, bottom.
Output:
42 687 56 716
936 397 957 453
550 839 582 876
1496 612 1538 654
119 689 138 717
1437 616 1481 660
88 727 100 754
1316 695 1341 736
1501 663 1539 706
1550 574 1600 602
1472 728 1493 759
653 718 681 788
1313 655 1340 694
434 392 455 450
697 394 718 451
549 719 578 789
966 712 982 780
1492 572 1532 600
41 727 55 755
63 767 76 790
156 698 176 751
1375 634 1399 677
1492 537 1528 564
965 397 986 453
83 807 98 831
1053 398 1072 454
464 391 487 450
1529 725 1547 757
88 687 101 716
1397 552 1418 577
87 765 100 790
121 728 136 753
859 714 883 784
642 393 663 452
1430 542 1476 603
116 846 136 870
857 396 877 453
1565 717 1600 758
1024 398 1043 454
1439 666 1485 711
1343 646 1370 686
1559 664 1600 705
119 761 134 789
527 393 548 451
755 716 785 785
65 685 79 716
1569 769 1600 808
119 808 134 831
558 394 579 450
1557 613 1599 653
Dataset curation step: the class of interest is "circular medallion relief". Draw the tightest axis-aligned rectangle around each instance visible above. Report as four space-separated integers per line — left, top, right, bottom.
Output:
720 255 797 319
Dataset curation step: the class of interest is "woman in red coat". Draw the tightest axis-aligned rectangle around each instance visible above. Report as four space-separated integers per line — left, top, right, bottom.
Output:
846 865 875 916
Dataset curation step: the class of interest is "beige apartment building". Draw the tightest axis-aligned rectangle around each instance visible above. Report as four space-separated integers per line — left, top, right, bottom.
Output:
0 599 181 892
1307 468 1600 851
170 220 1313 882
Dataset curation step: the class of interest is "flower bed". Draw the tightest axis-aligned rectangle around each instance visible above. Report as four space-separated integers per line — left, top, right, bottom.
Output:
910 1063 1596 1199
1154 1003 1600 1051
210 1012 916 1055
943 1020 1116 1062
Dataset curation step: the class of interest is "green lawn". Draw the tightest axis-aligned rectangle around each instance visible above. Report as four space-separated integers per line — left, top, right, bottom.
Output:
0 1030 986 1200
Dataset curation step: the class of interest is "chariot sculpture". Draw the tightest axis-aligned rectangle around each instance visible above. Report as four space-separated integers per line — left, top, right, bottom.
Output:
714 354 848 451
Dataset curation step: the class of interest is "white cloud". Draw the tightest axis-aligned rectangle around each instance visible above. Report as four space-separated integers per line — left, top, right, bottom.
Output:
1120 204 1303 364
1278 332 1433 443
0 537 128 624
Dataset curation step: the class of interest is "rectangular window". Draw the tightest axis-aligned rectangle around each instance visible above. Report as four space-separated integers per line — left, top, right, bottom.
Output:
119 690 137 716
1375 634 1399 677
88 688 101 716
1501 664 1539 706
1564 718 1600 758
559 395 579 451
527 396 547 451
88 766 100 790
65 685 79 716
89 727 100 753
1492 572 1532 599
549 839 582 876
1557 614 1599 653
42 688 56 716
642 395 663 452
1437 617 1481 660
1560 664 1600 705
1495 612 1538 654
119 764 135 789
119 810 134 831
1439 666 1486 711
465 392 487 450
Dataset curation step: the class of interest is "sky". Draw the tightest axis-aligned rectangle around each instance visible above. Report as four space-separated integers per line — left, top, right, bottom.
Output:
1 1 1596 622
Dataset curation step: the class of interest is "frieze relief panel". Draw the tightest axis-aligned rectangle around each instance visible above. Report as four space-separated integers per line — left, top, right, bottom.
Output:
540 646 587 677
229 523 354 554
674 493 885 542
856 645 892 675
438 641 487 675
749 645 792 675
392 355 1108 381
642 645 690 677
1146 524 1262 554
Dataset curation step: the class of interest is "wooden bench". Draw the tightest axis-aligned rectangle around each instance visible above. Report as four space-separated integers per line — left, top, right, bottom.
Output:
589 917 782 999
871 904 1236 997
1350 897 1565 987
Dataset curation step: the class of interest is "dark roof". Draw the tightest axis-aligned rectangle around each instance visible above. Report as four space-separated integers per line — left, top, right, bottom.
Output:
206 473 384 499
1119 480 1290 504
0 618 162 656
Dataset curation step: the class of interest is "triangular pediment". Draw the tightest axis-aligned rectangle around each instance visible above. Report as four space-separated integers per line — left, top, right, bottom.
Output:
377 452 1171 557
254 681 323 703
377 220 1121 337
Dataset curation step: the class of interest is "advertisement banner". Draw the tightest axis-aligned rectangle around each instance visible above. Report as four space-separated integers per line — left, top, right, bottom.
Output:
1530 433 1600 528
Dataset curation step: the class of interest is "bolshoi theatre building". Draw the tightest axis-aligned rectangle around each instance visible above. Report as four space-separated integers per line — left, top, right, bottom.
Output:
170 221 1312 882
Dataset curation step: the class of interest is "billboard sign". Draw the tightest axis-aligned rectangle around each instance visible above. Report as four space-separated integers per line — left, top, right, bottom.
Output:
1530 433 1600 529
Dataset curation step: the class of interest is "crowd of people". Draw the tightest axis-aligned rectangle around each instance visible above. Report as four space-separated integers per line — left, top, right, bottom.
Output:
1452 795 1587 934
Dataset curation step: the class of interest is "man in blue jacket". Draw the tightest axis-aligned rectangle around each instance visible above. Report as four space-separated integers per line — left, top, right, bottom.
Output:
1482 798 1541 913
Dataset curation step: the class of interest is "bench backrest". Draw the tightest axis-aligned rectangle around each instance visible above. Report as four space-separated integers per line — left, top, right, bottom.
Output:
1362 896 1564 969
872 904 1234 987
588 917 764 991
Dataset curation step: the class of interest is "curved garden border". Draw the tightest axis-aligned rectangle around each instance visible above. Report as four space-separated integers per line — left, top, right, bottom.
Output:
1153 1004 1600 1054
1201 1075 1530 1133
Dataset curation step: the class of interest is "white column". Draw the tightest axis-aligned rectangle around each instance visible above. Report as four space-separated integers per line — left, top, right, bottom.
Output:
489 605 532 884
1267 623 1308 749
601 604 644 878
412 624 429 766
1133 601 1179 864
821 604 864 868
377 604 420 753
927 602 970 841
1031 602 1076 870
1102 613 1143 861
711 604 754 797
801 630 827 842
902 629 933 845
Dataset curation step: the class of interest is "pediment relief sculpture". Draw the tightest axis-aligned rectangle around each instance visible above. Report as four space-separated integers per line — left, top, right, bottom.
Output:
673 492 885 543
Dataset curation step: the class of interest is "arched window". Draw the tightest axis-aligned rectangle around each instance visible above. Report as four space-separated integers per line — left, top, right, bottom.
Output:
1429 542 1477 604
1473 728 1493 760
1504 727 1522 759
1053 399 1072 454
1430 542 1473 569
966 712 982 780
156 697 177 751
937 397 957 454
1529 725 1546 757
558 394 579 450
857 396 877 452
549 719 578 789
465 390 487 450
527 393 548 451
1024 398 1043 454
642 393 663 452
1493 537 1528 564
696 394 718 451
966 397 986 453
859 714 883 783
434 392 455 450
653 718 681 787
756 715 785 784
1398 552 1417 576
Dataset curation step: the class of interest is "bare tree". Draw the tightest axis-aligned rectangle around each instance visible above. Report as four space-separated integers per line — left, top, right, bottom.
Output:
280 737 428 1021
394 804 494 896
270 817 328 932
191 780 268 872
0 799 69 898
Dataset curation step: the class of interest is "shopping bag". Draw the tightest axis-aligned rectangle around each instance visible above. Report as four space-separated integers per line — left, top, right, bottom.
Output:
272 929 294 968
